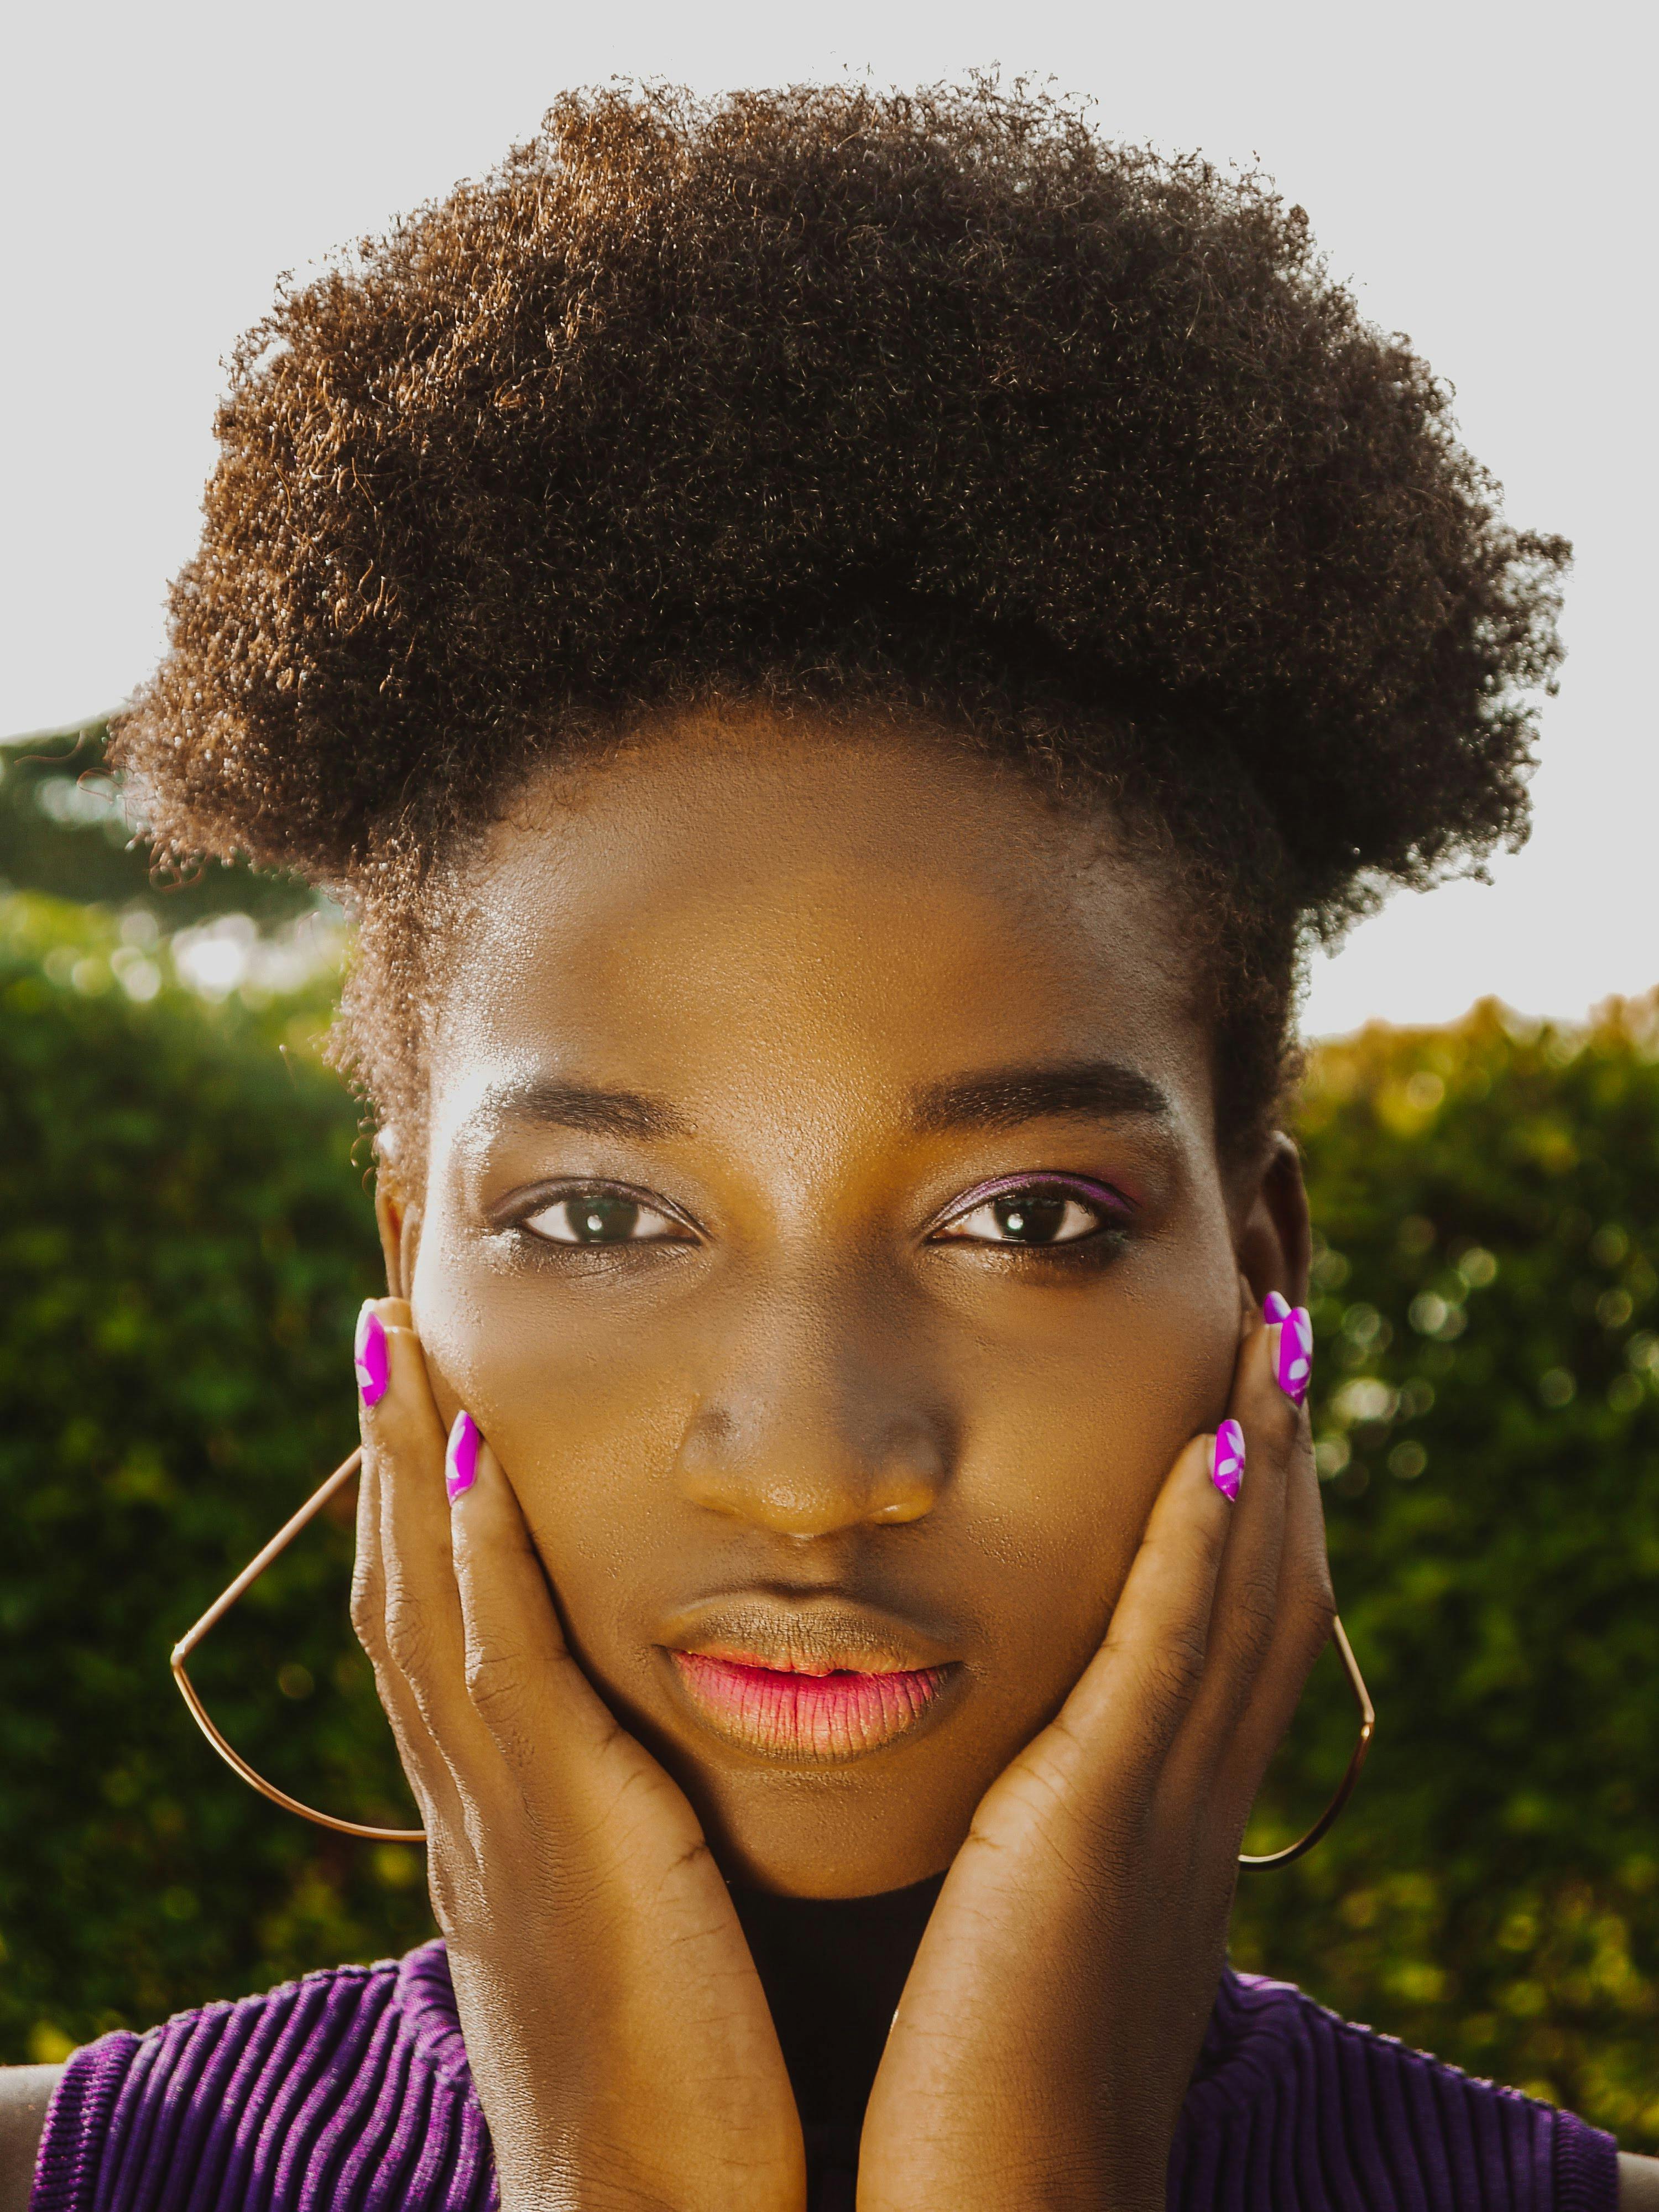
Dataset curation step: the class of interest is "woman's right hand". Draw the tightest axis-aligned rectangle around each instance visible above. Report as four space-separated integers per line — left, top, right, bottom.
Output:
350 1300 806 2212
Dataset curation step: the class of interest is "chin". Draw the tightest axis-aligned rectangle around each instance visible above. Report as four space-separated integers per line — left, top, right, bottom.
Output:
669 1755 973 1898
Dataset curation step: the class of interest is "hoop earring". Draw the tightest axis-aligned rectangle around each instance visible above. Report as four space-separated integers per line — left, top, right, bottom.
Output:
1238 1615 1374 1870
171 1449 424 1844
174 1451 1374 1864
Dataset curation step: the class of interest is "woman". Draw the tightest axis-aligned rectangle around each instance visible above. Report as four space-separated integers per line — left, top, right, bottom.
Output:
6 81 1650 2211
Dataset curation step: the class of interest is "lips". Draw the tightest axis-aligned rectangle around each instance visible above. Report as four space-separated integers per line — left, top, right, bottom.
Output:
669 1650 948 1760
660 1600 956 1763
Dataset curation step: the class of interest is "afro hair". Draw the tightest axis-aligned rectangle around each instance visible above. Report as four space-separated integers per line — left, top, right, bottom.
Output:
111 80 1568 1151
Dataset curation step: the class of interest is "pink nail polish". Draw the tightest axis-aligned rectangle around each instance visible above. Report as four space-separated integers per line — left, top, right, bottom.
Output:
1263 1291 1291 1324
1275 1306 1313 1405
446 1411 480 1501
1211 1419 1245 1503
353 1306 389 1408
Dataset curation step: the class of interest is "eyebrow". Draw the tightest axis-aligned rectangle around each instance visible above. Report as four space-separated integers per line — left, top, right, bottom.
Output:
907 1060 1172 1135
479 1077 693 1141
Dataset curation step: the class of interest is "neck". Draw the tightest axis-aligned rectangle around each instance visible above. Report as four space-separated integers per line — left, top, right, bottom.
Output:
733 1873 945 2135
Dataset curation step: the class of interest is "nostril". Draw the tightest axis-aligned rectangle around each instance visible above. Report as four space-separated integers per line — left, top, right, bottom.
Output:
871 1492 931 1526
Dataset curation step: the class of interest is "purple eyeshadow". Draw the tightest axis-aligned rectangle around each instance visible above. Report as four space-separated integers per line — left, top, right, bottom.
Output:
937 1172 1134 1227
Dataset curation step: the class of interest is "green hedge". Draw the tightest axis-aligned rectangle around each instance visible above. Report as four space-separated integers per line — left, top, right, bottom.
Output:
0 722 316 928
1233 1005 1659 2144
1 923 1655 2144
0 914 430 2067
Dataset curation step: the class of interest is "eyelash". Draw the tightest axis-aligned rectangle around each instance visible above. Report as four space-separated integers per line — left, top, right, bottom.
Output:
508 1176 1133 1260
514 1182 694 1251
926 1178 1133 1257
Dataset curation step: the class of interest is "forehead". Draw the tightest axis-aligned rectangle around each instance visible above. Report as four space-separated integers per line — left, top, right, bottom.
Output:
429 714 1211 1149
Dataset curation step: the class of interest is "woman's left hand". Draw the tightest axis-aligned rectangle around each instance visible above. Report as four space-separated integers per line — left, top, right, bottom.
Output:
857 1294 1333 2212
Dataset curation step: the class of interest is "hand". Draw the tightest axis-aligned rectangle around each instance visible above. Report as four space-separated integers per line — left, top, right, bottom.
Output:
857 1294 1332 2212
350 1300 806 2212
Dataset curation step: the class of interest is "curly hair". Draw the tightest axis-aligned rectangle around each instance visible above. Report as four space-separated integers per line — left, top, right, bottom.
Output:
111 80 1567 1161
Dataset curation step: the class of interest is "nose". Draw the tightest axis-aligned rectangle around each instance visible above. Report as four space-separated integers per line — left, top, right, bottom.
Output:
675 1274 951 1539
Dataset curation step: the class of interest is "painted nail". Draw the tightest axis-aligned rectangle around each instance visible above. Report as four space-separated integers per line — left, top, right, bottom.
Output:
445 1411 481 1502
1263 1290 1291 1324
1275 1306 1314 1405
1211 1419 1246 1503
353 1305 389 1408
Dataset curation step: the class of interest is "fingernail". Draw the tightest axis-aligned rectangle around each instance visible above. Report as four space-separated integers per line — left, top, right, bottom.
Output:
445 1411 480 1502
1263 1290 1291 1324
1210 1419 1246 1503
1275 1306 1313 1405
353 1305 389 1408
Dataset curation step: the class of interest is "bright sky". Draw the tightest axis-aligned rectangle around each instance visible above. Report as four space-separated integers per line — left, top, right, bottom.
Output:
3 0 1652 1036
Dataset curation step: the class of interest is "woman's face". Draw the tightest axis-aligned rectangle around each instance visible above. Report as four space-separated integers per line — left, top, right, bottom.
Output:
388 712 1306 1895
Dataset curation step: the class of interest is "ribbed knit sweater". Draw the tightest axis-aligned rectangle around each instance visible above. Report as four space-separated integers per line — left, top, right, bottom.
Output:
29 1942 1618 2211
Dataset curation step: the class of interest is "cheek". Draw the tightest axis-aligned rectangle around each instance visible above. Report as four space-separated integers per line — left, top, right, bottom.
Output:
953 1252 1240 1694
409 1239 695 1622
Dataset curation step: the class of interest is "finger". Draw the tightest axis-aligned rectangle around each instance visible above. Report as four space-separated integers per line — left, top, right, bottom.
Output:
352 1298 473 1808
369 1299 468 1705
447 1427 622 1770
1174 1300 1303 1761
351 1365 455 1832
1041 1422 1238 1788
447 1428 712 1879
1176 1290 1333 1817
1218 1399 1335 1803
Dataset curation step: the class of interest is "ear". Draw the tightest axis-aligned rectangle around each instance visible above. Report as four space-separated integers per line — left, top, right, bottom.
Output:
372 1156 422 1302
1234 1130 1311 1310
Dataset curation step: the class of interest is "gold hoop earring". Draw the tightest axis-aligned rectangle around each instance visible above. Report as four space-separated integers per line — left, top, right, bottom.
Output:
171 1449 425 1844
1238 1615 1374 1870
175 1451 1373 1864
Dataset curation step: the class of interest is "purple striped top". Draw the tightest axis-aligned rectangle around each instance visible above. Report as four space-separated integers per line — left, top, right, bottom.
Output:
29 1943 1618 2211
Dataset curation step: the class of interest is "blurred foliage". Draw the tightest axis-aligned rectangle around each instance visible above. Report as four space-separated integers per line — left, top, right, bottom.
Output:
0 721 316 930
1234 1001 1659 2147
0 868 1655 2146
0 896 429 2070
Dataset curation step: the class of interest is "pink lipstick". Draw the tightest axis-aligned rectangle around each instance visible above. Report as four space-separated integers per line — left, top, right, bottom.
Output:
667 1648 950 1761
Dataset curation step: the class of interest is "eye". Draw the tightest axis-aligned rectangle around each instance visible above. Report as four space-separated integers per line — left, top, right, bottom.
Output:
520 1188 690 1247
932 1182 1122 1249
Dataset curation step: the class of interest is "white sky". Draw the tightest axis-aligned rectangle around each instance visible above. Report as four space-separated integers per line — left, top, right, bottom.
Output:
3 0 1652 1037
